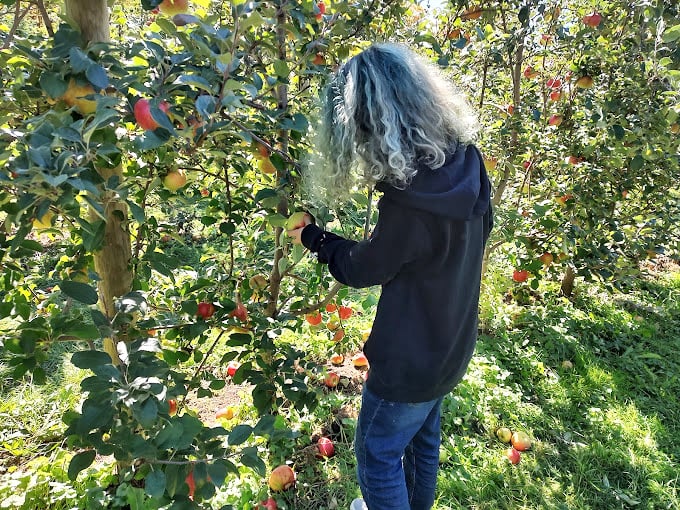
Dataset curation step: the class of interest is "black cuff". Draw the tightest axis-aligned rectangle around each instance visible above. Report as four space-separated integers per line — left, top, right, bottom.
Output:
300 224 325 252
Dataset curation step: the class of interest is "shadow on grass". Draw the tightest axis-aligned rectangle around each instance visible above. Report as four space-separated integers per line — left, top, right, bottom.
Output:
437 272 680 509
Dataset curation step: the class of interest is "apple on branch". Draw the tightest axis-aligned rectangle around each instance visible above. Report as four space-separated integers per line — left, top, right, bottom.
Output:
163 170 187 191
158 0 189 16
582 12 602 28
575 75 594 88
285 211 313 231
134 98 170 131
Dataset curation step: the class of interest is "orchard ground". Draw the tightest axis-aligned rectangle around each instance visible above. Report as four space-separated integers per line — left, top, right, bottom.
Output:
1 256 679 509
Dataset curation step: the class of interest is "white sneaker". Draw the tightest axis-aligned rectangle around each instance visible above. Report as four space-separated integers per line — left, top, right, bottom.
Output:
350 498 368 510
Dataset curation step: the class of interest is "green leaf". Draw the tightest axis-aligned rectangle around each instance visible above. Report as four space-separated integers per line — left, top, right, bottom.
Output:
59 280 99 304
228 424 253 446
68 450 96 480
662 24 680 43
207 459 237 487
39 72 68 99
239 446 265 476
69 47 93 73
86 63 109 90
71 350 112 369
273 59 290 78
145 470 166 498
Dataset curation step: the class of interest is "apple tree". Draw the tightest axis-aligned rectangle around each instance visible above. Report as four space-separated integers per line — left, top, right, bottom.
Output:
0 0 414 506
421 0 679 296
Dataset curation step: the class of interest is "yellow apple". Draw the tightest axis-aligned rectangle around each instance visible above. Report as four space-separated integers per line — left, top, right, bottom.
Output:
163 170 187 191
62 79 97 114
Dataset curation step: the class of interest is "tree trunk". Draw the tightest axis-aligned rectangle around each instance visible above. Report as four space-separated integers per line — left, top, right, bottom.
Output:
64 0 109 44
560 266 576 297
266 4 290 318
65 0 132 364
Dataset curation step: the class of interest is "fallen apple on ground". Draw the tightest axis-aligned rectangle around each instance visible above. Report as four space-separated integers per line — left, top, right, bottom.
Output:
316 437 335 458
496 427 512 443
511 431 532 451
352 353 369 368
257 498 278 510
507 447 521 465
324 372 340 388
268 465 296 491
330 353 344 365
216 406 235 420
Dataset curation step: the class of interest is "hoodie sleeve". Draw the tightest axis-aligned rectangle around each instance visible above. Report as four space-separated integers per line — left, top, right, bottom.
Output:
301 198 432 288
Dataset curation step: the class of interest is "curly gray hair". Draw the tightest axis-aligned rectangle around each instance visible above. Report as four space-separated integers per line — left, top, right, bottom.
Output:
306 43 479 204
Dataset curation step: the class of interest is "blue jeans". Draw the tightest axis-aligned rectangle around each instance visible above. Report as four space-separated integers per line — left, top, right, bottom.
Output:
355 386 444 510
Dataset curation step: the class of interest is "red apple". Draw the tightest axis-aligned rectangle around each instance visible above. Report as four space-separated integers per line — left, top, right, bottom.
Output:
511 431 532 451
548 114 563 126
523 66 538 79
200 188 210 197
257 498 278 510
316 436 335 458
506 447 521 465
325 303 337 313
159 0 189 16
228 302 249 323
134 98 170 130
163 170 187 191
522 160 531 169
461 6 482 20
227 360 240 377
168 399 177 416
268 465 296 491
186 470 196 501
512 269 529 283
197 301 215 319
496 427 512 443
324 372 340 388
338 306 353 320
305 311 323 326
352 353 369 368
546 77 562 89
539 252 554 266
332 329 345 342
549 90 562 101
315 1 326 20
582 12 602 28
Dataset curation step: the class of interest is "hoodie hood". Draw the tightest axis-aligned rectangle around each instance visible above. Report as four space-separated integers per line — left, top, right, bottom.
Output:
376 143 491 220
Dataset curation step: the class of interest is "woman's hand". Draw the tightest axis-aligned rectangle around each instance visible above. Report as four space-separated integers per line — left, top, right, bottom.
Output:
286 212 314 245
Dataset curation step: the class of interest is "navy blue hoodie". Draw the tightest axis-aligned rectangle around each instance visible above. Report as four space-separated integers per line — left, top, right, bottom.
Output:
301 143 493 402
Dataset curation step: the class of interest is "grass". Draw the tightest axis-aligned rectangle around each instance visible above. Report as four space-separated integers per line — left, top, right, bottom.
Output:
1 267 679 509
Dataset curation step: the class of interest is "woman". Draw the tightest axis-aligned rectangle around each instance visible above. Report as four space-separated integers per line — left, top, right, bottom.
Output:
288 43 493 510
